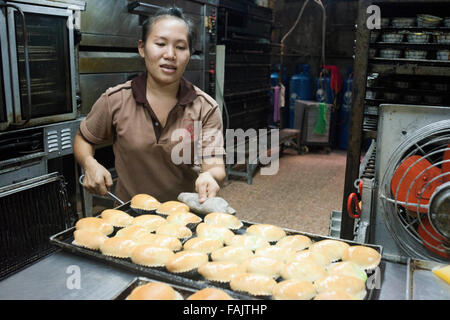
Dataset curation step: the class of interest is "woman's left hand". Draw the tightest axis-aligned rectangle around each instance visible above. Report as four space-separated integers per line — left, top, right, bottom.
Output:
195 171 220 203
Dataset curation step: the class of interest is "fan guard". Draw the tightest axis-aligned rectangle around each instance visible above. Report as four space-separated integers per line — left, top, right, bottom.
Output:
379 119 450 262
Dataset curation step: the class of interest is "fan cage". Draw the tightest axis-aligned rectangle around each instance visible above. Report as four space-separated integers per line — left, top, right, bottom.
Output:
379 121 450 262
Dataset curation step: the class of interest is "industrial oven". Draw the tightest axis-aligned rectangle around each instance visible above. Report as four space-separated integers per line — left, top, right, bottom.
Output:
342 0 450 268
0 0 85 279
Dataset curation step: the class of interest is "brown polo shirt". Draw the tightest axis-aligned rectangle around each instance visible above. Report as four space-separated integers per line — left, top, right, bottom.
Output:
79 72 225 203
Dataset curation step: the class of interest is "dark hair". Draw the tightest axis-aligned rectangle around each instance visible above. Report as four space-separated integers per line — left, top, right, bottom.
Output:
141 6 194 53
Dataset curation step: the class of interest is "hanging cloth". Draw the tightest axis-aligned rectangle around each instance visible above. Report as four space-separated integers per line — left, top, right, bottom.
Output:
314 102 327 135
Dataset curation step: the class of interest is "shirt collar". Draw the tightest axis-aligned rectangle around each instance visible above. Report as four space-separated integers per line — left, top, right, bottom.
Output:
131 72 197 106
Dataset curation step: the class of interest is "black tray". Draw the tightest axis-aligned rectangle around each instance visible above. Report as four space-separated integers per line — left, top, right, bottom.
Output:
49 202 384 300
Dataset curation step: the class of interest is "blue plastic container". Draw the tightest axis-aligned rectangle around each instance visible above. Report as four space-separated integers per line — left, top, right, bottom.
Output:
289 64 312 128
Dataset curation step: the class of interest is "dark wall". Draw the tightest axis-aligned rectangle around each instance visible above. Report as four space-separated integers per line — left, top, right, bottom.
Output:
271 0 358 92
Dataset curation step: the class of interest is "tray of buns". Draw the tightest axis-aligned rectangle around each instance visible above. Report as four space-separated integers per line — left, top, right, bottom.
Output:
50 199 384 300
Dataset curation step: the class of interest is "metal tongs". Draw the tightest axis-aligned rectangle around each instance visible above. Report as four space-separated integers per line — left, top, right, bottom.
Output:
79 174 124 205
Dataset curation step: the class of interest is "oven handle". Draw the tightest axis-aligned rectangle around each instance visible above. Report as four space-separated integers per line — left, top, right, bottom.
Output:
1 2 32 127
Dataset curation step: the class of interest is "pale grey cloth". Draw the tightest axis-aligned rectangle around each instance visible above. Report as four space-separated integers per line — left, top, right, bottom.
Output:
177 192 236 215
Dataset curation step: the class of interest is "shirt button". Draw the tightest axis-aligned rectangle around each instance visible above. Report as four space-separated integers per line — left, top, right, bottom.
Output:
155 122 159 126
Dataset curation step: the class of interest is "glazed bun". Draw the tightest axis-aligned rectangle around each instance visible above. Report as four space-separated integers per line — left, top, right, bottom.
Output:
130 244 175 267
131 214 166 232
230 273 277 296
314 274 367 300
210 246 254 263
155 223 192 239
115 225 149 240
254 245 296 263
127 282 183 300
241 256 284 278
226 235 270 251
272 279 317 300
245 224 286 242
187 288 233 300
183 237 223 254
166 250 208 273
73 229 108 250
196 223 235 244
281 260 327 282
198 261 246 283
286 249 331 268
100 209 133 227
130 194 160 211
327 261 368 282
135 234 182 251
342 245 381 270
166 211 202 226
100 237 137 258
204 212 243 230
75 217 113 236
276 235 312 251
156 201 190 215
309 239 350 262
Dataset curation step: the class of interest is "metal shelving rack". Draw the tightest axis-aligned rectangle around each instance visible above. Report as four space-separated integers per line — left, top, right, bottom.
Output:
341 0 450 240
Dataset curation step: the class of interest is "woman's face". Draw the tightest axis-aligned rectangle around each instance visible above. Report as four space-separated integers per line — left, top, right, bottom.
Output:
138 17 191 86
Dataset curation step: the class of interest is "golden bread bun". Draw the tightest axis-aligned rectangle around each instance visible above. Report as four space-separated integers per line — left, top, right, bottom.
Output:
100 209 133 227
115 225 149 240
276 235 312 251
286 249 331 268
127 282 183 300
204 212 243 230
155 223 192 239
196 223 235 244
254 245 296 263
156 201 189 215
130 194 160 211
166 250 208 273
314 290 357 300
245 224 286 242
187 288 233 300
75 217 114 235
226 234 270 251
210 246 254 263
314 274 367 300
131 214 166 232
166 212 202 226
183 237 223 254
73 229 108 250
342 245 381 270
281 260 327 282
100 237 137 258
135 234 182 251
198 261 246 282
272 279 317 300
327 261 368 282
130 244 175 267
309 239 350 262
241 256 284 278
230 273 277 296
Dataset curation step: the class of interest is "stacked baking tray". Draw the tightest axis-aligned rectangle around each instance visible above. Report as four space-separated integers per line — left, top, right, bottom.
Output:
50 202 384 300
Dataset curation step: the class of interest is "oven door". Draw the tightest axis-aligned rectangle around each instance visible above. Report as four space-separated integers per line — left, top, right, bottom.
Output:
7 3 76 127
0 8 13 131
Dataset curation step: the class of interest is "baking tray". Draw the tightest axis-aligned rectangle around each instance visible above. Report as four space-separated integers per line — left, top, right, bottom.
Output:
49 201 384 300
406 258 450 300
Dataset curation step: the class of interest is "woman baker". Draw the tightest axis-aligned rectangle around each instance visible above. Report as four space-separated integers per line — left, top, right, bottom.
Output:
74 6 226 204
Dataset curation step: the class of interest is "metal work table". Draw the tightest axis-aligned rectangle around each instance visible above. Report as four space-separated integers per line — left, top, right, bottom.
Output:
0 250 408 300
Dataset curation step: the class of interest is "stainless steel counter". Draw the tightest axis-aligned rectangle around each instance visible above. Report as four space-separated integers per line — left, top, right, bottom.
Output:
0 250 408 300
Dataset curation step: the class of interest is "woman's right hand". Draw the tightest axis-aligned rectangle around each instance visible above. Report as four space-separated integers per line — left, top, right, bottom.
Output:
82 158 113 196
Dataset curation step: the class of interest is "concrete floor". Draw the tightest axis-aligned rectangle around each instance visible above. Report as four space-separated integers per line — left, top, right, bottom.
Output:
217 148 347 236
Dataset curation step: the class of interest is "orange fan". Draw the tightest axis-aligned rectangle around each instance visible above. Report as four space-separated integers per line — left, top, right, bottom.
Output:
391 155 443 213
443 144 450 183
418 216 450 259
